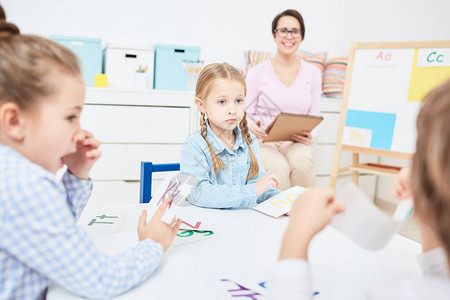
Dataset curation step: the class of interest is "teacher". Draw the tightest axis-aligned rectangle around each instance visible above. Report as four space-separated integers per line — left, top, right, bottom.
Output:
245 9 321 190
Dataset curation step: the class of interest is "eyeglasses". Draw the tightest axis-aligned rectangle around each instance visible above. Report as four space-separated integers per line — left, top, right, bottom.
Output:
274 28 302 39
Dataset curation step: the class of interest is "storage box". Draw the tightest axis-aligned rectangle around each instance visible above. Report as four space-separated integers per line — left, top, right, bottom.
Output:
51 35 102 87
154 44 201 90
103 44 154 90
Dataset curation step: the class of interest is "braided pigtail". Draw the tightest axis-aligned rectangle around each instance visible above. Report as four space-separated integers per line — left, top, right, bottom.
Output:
240 112 259 181
200 112 226 176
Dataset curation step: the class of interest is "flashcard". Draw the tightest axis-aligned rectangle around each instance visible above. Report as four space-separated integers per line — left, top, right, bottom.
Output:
330 182 411 250
392 198 414 222
172 229 216 246
219 278 266 299
149 172 198 224
253 186 307 217
78 207 129 233
178 217 210 230
225 278 268 297
230 279 321 298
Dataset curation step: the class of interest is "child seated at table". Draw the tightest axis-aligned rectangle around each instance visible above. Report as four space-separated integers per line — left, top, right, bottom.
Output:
0 10 180 299
180 63 281 208
270 79 450 299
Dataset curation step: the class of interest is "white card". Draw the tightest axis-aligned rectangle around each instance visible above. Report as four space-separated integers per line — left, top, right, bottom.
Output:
172 229 216 246
218 278 266 299
392 198 414 222
225 277 268 297
149 173 198 224
330 182 409 250
78 208 129 233
252 186 307 217
178 216 209 230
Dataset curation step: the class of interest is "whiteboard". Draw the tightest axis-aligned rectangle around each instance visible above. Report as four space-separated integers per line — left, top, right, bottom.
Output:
340 42 450 154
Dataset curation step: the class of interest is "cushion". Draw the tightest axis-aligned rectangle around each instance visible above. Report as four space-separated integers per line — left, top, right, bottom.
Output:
244 49 327 75
297 50 327 73
245 50 273 75
322 57 348 97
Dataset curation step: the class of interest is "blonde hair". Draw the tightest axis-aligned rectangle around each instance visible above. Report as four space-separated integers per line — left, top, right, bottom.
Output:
196 62 259 181
412 79 450 265
0 19 81 110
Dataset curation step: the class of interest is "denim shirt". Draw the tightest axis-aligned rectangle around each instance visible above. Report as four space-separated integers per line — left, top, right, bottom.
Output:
180 122 280 208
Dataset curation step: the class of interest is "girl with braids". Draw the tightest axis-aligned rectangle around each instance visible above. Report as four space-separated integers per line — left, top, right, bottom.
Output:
269 79 450 299
180 62 281 208
0 7 180 299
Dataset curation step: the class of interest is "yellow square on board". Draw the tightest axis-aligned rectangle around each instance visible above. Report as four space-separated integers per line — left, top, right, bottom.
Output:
408 49 450 102
94 74 108 87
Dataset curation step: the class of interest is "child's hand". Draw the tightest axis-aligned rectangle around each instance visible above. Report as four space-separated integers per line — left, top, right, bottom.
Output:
255 174 280 196
288 188 344 237
63 130 101 180
393 167 411 200
138 197 182 251
249 120 268 140
291 130 312 145
280 188 345 260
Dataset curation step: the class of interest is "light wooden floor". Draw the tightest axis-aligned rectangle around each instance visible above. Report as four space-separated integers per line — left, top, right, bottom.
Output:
375 197 421 243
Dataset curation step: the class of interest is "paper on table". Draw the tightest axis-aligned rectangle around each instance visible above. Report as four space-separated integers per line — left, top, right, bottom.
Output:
218 278 266 299
252 186 307 217
149 172 198 224
225 277 268 297
78 207 129 233
330 182 413 251
172 229 216 246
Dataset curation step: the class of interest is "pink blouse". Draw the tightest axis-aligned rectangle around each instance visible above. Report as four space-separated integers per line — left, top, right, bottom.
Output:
245 59 322 137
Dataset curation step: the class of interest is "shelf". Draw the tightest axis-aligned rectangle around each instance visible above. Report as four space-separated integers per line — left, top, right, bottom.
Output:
86 87 194 95
340 163 401 177
85 87 195 106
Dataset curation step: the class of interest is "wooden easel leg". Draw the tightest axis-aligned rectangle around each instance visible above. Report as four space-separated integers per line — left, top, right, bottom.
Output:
352 153 359 185
330 147 343 190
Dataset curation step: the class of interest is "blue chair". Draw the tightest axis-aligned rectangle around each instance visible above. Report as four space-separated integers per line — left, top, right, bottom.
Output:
139 162 180 203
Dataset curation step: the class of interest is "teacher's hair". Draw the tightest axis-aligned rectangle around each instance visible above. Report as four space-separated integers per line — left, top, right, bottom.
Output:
195 63 259 181
272 9 305 40
412 79 450 265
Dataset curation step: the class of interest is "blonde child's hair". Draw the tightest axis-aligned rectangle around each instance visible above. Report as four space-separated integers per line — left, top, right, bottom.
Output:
0 20 81 110
412 79 450 266
195 62 259 181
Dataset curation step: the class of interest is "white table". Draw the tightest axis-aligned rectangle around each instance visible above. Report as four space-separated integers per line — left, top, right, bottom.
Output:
47 204 422 299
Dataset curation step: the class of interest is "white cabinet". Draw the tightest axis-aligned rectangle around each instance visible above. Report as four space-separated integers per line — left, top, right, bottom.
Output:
82 88 197 205
315 97 377 199
82 106 190 144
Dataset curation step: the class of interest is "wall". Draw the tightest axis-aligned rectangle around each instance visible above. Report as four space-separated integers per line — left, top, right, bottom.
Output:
335 0 450 56
3 0 340 70
3 0 449 69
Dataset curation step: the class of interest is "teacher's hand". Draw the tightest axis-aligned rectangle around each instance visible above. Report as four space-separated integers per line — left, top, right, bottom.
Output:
249 120 268 140
291 130 312 145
